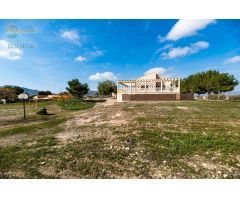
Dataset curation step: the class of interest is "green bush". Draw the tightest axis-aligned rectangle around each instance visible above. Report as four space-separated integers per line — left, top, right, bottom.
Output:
57 99 95 110
228 95 240 102
37 107 48 115
208 94 226 100
218 94 226 100
209 94 218 100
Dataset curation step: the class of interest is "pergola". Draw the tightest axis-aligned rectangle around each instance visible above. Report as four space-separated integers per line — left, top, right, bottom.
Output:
117 77 180 93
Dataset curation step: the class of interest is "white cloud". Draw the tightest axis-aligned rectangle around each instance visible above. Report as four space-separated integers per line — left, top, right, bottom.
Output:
0 40 23 60
89 72 117 81
160 19 216 42
155 44 173 54
75 50 104 62
74 55 86 62
144 66 177 77
161 41 209 59
224 56 240 64
60 30 80 44
144 67 167 75
88 50 104 58
193 41 209 49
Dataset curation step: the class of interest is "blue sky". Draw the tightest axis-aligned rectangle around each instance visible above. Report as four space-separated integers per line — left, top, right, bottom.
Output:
0 19 240 92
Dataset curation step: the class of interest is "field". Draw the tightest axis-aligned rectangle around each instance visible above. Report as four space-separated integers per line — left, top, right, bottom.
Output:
0 99 239 178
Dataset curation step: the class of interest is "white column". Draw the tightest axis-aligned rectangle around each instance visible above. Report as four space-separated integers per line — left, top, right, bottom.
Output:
130 82 132 93
160 81 163 92
145 80 147 92
178 78 180 92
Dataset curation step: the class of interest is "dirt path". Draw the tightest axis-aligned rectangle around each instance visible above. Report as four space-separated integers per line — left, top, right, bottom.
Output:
56 98 134 143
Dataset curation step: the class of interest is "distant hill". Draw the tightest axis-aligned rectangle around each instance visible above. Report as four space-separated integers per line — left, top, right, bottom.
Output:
86 90 98 96
22 87 39 96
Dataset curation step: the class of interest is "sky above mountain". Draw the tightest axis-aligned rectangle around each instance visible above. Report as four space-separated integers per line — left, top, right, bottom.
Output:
0 19 240 92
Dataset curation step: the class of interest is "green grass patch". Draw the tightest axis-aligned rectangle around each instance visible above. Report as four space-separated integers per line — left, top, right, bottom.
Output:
0 118 65 138
134 130 240 162
55 138 139 178
0 143 58 178
57 99 95 110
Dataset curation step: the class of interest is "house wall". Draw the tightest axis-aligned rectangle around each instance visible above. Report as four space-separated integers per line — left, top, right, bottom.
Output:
180 93 194 100
122 93 177 101
119 93 193 102
117 93 122 102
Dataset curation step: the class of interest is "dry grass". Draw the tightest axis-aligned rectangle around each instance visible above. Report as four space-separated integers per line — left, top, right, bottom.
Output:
0 100 239 178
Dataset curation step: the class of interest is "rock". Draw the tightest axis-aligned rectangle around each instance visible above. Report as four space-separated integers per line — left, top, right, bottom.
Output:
126 138 134 146
223 174 228 178
202 163 207 168
40 161 46 165
115 113 122 117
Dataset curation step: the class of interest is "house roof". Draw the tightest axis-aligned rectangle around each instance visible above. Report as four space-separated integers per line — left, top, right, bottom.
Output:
118 72 179 85
33 95 48 99
137 72 165 80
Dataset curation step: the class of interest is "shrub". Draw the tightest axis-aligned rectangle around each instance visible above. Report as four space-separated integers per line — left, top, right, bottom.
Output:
209 94 218 100
218 94 226 100
37 107 48 115
208 94 226 100
228 95 240 102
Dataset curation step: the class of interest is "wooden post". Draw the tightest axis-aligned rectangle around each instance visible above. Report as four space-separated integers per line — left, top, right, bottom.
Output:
18 93 28 119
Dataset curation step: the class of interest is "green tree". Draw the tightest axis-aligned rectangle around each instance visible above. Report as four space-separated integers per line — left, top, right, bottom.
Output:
202 70 238 94
4 85 24 95
181 70 238 96
181 73 206 95
38 91 52 95
66 79 89 99
0 87 16 100
97 80 117 97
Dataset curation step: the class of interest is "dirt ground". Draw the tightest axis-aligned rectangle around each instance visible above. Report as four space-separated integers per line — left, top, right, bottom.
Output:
0 99 240 178
57 99 133 142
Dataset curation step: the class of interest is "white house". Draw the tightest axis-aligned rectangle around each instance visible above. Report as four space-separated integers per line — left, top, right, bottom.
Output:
116 72 188 102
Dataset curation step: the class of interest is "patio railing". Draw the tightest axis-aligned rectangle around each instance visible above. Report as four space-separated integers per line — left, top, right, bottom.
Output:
118 87 180 93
